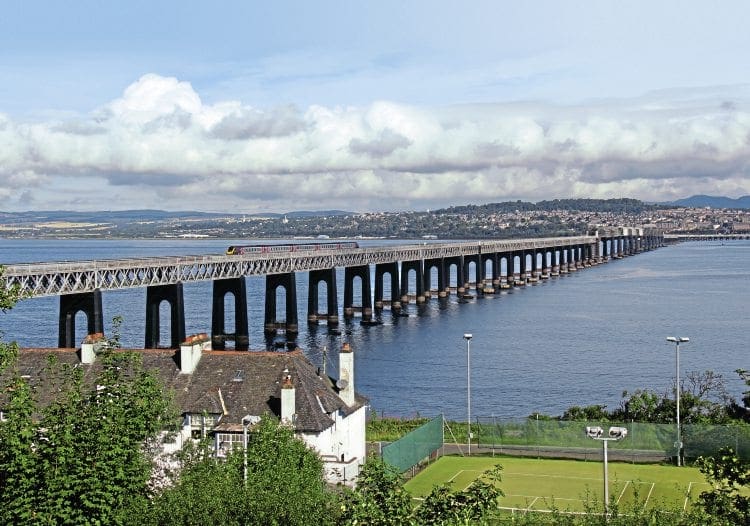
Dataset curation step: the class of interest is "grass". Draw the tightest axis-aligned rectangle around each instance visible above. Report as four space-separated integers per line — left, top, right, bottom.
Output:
404 455 709 514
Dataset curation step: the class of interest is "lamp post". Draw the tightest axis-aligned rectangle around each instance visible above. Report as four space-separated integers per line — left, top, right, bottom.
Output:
666 336 689 466
463 333 473 456
586 426 628 515
241 414 254 483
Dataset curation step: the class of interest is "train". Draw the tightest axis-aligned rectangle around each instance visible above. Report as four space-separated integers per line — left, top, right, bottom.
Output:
226 241 360 255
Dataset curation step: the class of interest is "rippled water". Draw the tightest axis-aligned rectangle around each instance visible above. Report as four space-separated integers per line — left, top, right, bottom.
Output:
1 238 748 420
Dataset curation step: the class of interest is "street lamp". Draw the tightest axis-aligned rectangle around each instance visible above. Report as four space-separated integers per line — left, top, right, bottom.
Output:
666 336 689 466
463 333 473 456
586 426 628 515
241 414 257 483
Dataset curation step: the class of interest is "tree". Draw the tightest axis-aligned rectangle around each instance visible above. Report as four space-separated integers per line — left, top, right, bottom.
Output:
0 314 176 525
696 447 750 525
587 371 736 425
338 459 411 526
140 415 335 526
733 369 750 421
0 265 24 373
561 404 610 422
413 465 503 526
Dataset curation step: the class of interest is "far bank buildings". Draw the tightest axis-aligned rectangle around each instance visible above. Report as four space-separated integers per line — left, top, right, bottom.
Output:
0 335 367 486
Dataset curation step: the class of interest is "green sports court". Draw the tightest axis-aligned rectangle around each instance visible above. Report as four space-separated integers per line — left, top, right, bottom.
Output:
405 455 709 514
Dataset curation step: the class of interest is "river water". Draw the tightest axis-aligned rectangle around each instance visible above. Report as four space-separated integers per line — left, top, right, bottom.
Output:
1 238 748 420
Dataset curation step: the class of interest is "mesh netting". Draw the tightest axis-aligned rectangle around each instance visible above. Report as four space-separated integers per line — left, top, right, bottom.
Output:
474 418 750 460
382 415 444 472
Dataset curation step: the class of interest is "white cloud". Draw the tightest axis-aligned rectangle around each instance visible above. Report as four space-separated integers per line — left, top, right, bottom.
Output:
2 75 750 212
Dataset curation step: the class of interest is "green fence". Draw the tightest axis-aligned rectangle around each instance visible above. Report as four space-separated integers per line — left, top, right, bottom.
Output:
474 418 750 460
684 423 750 459
382 415 444 472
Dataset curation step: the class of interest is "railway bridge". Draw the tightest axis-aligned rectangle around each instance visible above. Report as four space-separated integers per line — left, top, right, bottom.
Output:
2 228 661 350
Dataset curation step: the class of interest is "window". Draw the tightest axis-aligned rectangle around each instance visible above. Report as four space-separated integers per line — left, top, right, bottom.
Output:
215 432 244 457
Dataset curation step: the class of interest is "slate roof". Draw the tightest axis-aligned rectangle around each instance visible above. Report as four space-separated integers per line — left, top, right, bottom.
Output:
0 347 367 434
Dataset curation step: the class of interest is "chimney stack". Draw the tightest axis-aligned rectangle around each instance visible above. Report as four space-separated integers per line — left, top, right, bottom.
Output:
80 333 107 364
339 342 355 406
179 333 210 374
280 371 296 425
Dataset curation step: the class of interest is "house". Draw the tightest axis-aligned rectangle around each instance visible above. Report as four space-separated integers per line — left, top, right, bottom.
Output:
0 335 368 486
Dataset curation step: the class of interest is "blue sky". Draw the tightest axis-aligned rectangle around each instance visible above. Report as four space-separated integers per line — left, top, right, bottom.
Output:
2 1 750 212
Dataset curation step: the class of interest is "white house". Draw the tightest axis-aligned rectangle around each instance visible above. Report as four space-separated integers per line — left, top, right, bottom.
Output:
3 335 368 486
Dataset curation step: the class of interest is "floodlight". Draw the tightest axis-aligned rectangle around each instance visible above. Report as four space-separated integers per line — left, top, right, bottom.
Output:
608 426 628 439
463 333 473 340
586 426 603 438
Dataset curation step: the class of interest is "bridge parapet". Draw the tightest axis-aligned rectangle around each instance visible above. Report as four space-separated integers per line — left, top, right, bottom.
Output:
3 235 605 298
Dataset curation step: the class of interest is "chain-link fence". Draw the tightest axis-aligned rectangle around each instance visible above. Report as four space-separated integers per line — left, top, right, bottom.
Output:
473 417 750 461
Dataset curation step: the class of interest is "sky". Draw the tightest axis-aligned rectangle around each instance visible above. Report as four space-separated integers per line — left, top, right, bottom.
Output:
2 1 750 213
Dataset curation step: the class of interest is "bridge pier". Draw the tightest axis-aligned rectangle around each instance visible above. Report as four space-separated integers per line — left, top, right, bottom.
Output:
344 265 373 321
490 253 501 288
462 253 480 292
145 283 186 349
480 252 498 292
530 250 541 282
211 278 249 350
507 252 516 284
374 263 401 311
308 269 339 325
400 260 425 304
444 256 462 295
517 251 528 284
423 258 446 298
264 273 298 334
58 289 104 348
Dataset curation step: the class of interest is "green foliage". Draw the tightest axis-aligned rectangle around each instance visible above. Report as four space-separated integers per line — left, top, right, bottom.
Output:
413 465 503 526
0 343 176 525
0 265 23 374
561 405 610 422
696 447 750 525
339 458 412 525
0 377 38 524
736 369 750 417
367 414 430 441
339 460 503 526
551 371 735 426
0 265 25 313
140 415 335 526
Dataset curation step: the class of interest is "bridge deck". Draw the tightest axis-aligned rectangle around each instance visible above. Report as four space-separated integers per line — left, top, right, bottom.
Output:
3 236 601 297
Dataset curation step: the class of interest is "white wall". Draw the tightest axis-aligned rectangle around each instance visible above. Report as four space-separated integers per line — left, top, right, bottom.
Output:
301 405 367 486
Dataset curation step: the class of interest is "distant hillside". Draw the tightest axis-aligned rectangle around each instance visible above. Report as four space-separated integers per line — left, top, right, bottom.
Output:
439 198 660 215
283 210 353 218
0 209 227 224
0 209 355 224
672 195 750 209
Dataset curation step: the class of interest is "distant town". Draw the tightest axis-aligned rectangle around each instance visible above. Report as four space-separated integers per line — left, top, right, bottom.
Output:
1 197 749 240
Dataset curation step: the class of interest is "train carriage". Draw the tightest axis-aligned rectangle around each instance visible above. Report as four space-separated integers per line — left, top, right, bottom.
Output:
226 241 359 255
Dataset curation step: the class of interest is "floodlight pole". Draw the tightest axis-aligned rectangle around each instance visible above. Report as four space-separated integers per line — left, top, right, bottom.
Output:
242 415 253 483
586 427 627 517
666 337 689 466
464 333 473 456
602 439 610 511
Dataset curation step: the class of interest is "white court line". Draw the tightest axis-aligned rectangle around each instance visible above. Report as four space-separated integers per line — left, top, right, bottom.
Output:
684 482 693 511
505 494 582 502
616 480 631 503
502 471 603 482
643 482 655 509
525 496 540 511
447 470 465 483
